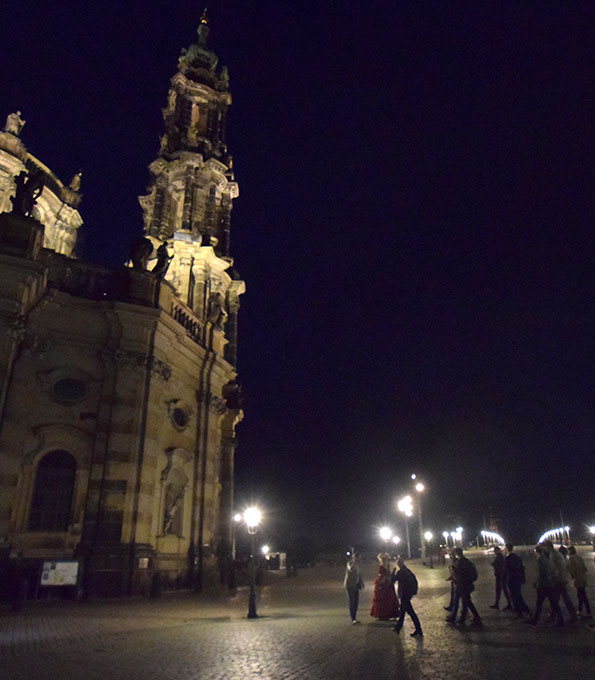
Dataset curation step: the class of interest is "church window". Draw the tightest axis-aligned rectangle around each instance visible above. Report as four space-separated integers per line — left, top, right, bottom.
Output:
52 377 86 404
172 407 190 429
29 450 76 531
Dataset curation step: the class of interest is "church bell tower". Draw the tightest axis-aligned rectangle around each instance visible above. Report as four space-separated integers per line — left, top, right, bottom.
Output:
139 12 243 365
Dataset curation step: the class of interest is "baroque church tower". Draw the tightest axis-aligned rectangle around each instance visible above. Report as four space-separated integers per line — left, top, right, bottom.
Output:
139 12 243 368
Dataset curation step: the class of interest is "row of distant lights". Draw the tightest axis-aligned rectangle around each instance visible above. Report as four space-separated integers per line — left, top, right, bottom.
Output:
480 530 505 545
443 527 463 543
538 526 571 544
379 526 436 544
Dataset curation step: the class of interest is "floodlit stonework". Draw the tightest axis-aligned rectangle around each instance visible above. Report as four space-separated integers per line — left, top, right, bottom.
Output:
0 15 245 598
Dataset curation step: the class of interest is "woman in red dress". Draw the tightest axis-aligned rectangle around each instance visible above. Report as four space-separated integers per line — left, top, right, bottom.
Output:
370 553 400 619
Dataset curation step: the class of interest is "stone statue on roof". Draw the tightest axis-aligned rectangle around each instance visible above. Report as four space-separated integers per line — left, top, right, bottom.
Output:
10 169 44 217
69 171 82 192
4 111 26 136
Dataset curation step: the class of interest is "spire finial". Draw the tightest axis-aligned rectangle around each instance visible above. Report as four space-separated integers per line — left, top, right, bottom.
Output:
197 8 210 47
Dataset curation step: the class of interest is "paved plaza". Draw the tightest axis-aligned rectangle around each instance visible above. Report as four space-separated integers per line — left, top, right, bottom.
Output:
1 551 594 679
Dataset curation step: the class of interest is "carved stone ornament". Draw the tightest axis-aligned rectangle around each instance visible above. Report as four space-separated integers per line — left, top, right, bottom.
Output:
208 393 228 416
101 348 172 381
7 315 26 343
160 447 193 481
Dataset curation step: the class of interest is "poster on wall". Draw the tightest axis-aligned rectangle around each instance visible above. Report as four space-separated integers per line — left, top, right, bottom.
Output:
40 560 79 586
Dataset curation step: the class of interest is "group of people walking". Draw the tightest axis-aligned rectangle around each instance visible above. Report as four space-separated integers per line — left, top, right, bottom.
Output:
344 540 592 634
487 541 591 627
344 551 423 636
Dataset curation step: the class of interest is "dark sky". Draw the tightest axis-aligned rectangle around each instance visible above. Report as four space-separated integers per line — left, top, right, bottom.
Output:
2 2 593 551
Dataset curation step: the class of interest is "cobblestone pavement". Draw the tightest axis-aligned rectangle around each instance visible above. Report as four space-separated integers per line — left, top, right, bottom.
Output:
1 550 594 679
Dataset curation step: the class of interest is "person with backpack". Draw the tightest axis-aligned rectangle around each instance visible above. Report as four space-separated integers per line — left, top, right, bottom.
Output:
392 557 423 637
503 543 531 619
452 547 482 627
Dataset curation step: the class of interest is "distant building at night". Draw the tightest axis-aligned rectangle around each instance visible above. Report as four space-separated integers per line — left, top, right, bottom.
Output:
0 15 244 597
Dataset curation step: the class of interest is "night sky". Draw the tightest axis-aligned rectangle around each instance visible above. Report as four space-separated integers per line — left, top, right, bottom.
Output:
2 2 593 553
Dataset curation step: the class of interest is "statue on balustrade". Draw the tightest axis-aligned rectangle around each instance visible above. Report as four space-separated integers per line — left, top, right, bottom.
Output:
4 111 25 136
152 241 173 278
10 169 44 217
129 236 153 270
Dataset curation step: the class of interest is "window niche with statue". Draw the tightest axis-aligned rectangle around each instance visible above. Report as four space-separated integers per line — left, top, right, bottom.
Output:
159 448 191 537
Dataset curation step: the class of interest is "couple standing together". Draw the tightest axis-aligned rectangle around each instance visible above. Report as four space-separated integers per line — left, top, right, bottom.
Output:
344 552 423 636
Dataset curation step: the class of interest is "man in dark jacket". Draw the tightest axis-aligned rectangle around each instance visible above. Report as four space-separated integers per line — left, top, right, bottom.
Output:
503 543 531 618
453 547 482 626
525 544 562 626
490 545 512 609
392 558 423 637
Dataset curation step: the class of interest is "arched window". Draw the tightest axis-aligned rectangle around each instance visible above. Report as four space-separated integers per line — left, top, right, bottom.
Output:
29 450 76 532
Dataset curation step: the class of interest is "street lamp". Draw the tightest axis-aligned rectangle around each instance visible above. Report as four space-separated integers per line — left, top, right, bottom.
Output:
379 526 393 543
244 506 261 619
398 496 413 558
424 531 434 568
414 480 425 559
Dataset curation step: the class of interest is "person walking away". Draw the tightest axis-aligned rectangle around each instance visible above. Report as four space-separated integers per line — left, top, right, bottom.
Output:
392 558 423 637
445 548 461 622
503 543 531 618
526 545 563 626
370 553 399 620
344 551 364 624
453 547 482 627
567 546 591 619
489 546 512 610
543 540 577 624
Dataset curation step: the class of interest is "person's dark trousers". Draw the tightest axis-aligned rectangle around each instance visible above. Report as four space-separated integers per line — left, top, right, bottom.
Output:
458 589 481 623
531 586 562 625
395 595 422 633
346 587 360 621
508 583 530 617
555 584 576 620
576 587 592 616
494 574 512 607
446 589 461 620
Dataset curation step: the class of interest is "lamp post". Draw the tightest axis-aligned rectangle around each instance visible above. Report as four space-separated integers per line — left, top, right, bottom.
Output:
244 506 261 619
589 526 595 550
231 512 242 560
424 531 433 568
413 479 425 560
228 512 243 590
397 496 413 559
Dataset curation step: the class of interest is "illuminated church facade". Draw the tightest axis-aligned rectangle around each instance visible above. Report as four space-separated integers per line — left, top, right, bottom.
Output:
0 16 244 597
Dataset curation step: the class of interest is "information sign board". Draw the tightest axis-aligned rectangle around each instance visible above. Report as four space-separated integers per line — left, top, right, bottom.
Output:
40 560 79 586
